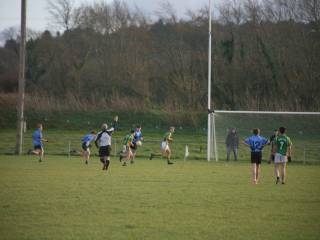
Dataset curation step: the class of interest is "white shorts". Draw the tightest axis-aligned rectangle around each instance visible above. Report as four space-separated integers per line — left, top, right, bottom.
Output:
274 153 287 164
161 141 169 151
122 145 127 153
122 145 132 154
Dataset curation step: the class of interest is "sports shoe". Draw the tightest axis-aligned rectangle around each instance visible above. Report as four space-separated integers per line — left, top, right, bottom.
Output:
130 160 134 164
119 155 123 162
122 162 127 166
39 159 42 163
149 154 153 160
281 181 285 185
85 160 88 165
167 161 174 165
276 177 280 184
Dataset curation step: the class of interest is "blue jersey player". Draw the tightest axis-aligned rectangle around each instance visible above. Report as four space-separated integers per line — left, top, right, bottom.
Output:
81 131 96 164
130 125 144 163
244 128 269 184
31 123 47 162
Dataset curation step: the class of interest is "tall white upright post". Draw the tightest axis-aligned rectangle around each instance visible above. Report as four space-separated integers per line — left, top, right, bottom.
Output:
207 0 212 161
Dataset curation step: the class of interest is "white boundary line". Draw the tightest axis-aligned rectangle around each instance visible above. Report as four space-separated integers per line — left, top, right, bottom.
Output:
215 110 320 115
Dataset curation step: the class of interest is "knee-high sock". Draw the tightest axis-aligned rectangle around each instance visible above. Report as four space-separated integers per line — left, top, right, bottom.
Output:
105 160 110 170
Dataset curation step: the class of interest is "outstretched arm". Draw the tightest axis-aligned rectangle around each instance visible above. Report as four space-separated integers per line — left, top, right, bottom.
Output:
107 127 115 135
40 132 48 143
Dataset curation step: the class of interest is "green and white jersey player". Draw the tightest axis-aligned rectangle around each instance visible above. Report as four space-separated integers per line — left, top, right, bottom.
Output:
272 127 292 184
161 126 175 165
120 130 135 166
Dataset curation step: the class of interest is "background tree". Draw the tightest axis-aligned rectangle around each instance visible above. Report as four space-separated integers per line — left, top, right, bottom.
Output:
0 0 319 111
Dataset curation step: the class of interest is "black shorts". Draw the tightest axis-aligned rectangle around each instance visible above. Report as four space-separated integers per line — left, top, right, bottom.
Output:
34 145 43 150
82 142 88 151
251 152 262 164
99 146 111 157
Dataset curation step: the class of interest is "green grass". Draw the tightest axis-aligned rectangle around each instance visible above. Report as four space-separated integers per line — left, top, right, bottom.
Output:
0 155 319 240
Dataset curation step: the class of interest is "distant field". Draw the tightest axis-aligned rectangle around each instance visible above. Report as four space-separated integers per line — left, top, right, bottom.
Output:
0 155 319 240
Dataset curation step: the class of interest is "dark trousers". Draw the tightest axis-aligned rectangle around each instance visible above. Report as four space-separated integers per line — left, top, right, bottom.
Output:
227 146 238 161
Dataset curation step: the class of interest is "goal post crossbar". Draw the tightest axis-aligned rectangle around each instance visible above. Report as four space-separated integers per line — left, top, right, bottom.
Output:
214 110 320 115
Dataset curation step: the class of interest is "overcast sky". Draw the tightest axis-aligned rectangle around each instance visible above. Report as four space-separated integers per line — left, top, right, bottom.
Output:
0 0 221 33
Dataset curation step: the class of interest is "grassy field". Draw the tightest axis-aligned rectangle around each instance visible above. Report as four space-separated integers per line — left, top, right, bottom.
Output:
0 155 319 240
0 111 319 238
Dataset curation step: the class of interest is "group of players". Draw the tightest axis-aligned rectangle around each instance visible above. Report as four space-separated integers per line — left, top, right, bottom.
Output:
80 124 175 171
31 121 176 172
30 121 292 185
244 127 292 185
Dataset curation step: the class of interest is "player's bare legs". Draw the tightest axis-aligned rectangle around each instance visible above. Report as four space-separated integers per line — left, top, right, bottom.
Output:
275 163 280 184
123 149 132 166
280 163 286 184
250 163 262 184
83 149 90 164
31 149 38 155
130 152 136 164
255 164 261 183
40 149 44 162
166 149 171 160
251 164 258 184
32 148 44 162
150 144 173 164
165 148 173 165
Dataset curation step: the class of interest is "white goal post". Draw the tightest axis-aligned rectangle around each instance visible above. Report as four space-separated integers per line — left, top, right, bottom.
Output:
206 1 320 162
